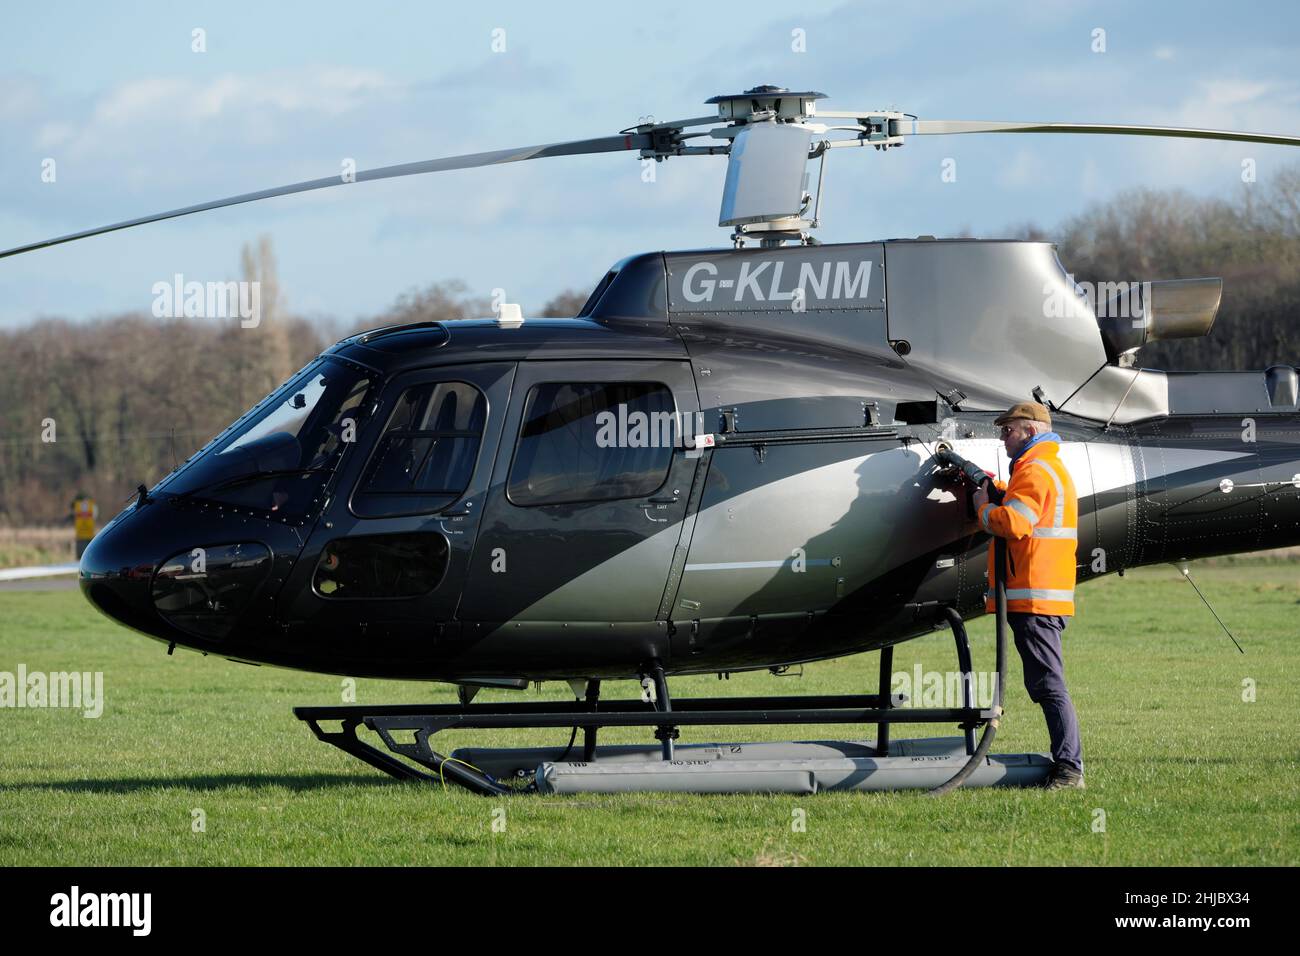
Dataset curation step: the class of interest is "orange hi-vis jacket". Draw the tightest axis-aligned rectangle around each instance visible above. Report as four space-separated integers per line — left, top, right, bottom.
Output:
979 436 1079 616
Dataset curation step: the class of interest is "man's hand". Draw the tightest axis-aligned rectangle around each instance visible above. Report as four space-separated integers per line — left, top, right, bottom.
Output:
972 482 990 513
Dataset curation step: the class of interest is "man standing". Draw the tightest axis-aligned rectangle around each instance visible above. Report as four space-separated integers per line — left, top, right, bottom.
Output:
972 401 1084 791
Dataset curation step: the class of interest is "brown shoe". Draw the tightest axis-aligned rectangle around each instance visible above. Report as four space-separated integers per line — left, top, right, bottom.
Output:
1043 765 1085 791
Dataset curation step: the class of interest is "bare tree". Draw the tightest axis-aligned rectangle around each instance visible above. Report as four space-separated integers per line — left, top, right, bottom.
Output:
539 288 591 317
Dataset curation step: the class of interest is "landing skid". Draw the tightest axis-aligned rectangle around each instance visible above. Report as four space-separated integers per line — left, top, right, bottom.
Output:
295 697 1050 794
295 589 1049 795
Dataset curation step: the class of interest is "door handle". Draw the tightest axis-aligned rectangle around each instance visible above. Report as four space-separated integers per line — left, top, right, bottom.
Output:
642 495 677 523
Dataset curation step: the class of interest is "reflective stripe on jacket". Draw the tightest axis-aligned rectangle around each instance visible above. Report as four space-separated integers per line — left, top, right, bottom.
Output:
979 439 1078 616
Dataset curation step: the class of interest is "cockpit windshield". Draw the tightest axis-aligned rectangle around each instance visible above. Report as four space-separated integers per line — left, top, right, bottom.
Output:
160 359 373 521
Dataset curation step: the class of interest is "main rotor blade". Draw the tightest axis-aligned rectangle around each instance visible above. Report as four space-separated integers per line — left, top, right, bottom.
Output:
899 119 1300 147
0 133 649 260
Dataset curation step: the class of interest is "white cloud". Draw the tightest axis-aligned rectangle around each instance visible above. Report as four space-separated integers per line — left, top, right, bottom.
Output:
1137 77 1300 186
84 68 399 138
0 67 421 228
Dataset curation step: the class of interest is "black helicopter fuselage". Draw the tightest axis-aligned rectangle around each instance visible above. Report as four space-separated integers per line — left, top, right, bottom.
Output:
79 239 1300 682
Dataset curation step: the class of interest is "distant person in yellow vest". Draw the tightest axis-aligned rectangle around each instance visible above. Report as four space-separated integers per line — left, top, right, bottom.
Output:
971 402 1084 791
71 492 98 559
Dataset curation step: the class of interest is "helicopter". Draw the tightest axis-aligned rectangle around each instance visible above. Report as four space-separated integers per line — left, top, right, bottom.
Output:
10 85 1300 793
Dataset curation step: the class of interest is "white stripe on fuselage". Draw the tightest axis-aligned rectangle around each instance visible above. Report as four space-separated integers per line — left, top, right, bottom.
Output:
1091 446 1251 495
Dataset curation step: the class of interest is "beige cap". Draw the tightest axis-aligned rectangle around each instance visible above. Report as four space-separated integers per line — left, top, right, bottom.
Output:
994 400 1052 427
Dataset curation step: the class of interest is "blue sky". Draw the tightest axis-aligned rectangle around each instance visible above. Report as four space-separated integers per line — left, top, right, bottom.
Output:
2 0 1298 327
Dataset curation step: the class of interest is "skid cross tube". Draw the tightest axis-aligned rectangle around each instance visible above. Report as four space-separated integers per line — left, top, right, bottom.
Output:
943 606 980 757
875 644 894 757
647 660 677 760
582 679 601 761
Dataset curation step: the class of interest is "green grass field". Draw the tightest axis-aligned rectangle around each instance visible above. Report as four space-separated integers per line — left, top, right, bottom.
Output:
1 562 1297 866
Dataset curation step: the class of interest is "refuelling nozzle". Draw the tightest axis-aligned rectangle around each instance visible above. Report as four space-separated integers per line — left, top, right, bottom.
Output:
933 443 1005 515
934 444 993 490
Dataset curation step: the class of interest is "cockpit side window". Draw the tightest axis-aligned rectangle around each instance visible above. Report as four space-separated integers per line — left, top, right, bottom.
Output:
352 381 486 518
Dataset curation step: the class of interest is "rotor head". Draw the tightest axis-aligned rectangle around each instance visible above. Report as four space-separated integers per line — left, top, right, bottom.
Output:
705 85 827 122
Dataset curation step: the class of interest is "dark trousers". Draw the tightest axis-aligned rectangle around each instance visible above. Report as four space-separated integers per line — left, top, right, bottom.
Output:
1008 612 1083 774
